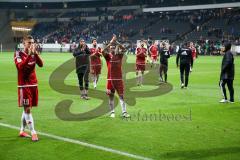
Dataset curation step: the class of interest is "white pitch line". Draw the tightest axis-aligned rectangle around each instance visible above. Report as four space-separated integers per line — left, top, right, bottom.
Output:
0 122 153 160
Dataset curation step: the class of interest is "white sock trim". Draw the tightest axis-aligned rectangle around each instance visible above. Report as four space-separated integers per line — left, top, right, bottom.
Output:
24 113 36 135
119 98 127 113
109 99 115 113
20 111 26 132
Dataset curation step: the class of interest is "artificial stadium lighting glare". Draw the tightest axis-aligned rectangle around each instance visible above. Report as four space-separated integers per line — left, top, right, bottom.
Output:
12 27 31 32
63 2 67 8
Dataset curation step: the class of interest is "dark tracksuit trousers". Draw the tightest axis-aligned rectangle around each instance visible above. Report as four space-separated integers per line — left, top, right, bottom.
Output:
219 79 234 102
77 68 89 91
180 63 190 87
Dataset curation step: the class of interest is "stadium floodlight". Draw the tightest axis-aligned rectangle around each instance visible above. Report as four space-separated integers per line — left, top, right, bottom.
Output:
12 26 31 32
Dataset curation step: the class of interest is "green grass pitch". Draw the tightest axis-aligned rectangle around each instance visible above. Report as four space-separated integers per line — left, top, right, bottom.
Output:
0 52 240 160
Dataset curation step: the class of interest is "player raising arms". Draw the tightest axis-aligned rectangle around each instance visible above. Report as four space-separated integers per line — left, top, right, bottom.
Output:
90 38 102 89
136 40 148 86
189 42 197 72
102 35 130 118
149 40 159 68
14 35 43 141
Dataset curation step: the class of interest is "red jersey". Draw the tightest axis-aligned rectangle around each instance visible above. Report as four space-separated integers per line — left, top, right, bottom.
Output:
190 47 197 59
104 52 123 80
14 51 43 87
149 45 158 57
90 47 102 65
136 47 147 65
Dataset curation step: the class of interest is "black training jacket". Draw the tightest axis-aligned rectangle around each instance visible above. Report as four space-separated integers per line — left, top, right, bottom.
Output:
73 46 90 73
220 50 234 80
176 48 193 66
159 48 170 65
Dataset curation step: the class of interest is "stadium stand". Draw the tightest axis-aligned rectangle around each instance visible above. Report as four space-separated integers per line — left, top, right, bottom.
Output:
0 0 239 51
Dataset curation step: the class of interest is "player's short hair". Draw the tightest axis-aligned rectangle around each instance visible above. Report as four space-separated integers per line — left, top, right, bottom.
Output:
185 42 189 46
79 38 85 42
92 38 97 43
181 42 187 48
224 42 231 52
23 35 33 41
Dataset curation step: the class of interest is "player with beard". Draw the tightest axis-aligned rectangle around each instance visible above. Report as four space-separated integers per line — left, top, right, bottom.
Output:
136 40 148 86
73 39 91 100
90 38 102 89
102 35 130 118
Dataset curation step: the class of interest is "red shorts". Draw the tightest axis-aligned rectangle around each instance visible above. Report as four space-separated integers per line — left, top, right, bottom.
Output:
136 64 146 71
106 79 124 96
18 86 38 107
151 56 158 61
90 64 102 75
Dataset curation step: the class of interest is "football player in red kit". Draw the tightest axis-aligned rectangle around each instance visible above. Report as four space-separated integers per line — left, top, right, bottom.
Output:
90 38 102 89
136 40 148 86
189 42 197 72
149 41 159 68
102 35 130 118
14 35 43 141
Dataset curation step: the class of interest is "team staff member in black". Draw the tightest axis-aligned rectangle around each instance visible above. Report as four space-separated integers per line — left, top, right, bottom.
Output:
176 42 193 89
159 43 170 83
73 39 91 100
219 43 234 103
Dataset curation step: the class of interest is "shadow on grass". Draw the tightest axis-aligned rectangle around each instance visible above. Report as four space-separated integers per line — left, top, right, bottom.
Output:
160 146 240 159
227 106 240 110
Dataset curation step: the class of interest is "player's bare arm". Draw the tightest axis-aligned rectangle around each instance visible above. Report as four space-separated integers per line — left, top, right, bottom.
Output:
102 35 116 55
102 43 111 56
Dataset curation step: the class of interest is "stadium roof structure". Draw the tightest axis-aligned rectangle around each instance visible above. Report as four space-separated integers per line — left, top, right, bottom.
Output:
0 0 108 9
0 0 97 2
144 2 240 12
0 0 240 9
